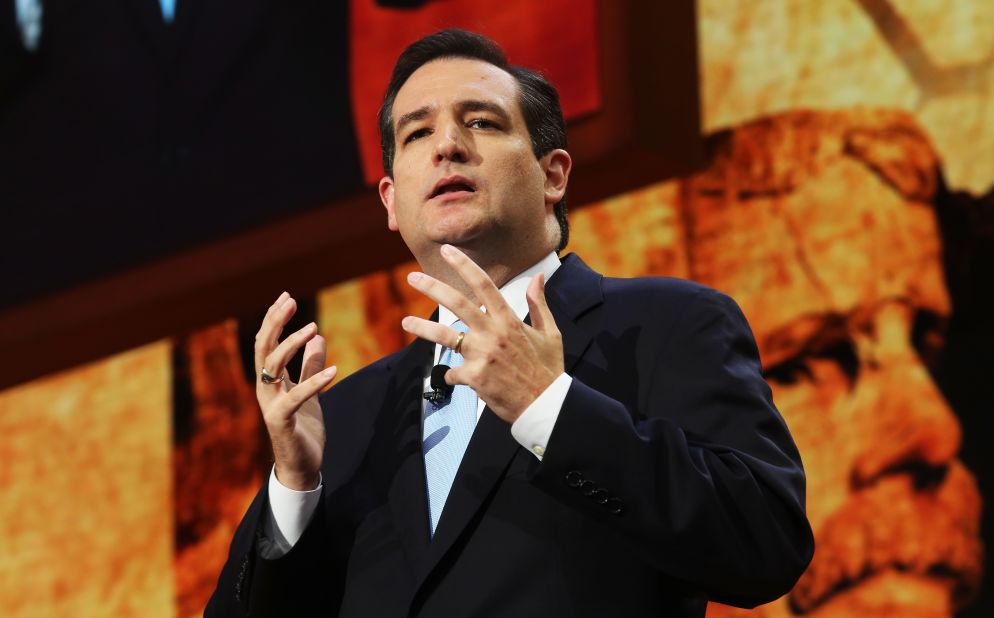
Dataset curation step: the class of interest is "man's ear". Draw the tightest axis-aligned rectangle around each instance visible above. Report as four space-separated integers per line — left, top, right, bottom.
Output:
542 149 572 206
379 175 399 231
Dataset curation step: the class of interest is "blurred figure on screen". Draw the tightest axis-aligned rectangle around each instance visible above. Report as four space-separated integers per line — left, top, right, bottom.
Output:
689 110 984 618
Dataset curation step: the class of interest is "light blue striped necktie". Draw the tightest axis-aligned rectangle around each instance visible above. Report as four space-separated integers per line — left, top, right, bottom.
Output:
423 320 477 536
159 0 176 23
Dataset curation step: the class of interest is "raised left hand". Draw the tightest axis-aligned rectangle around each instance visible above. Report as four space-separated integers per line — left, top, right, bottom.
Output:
401 244 564 424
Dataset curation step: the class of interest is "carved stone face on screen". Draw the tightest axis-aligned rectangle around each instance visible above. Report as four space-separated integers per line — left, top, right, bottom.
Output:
692 111 983 618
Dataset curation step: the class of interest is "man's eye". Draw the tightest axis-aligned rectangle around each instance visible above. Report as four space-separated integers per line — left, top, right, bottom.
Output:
467 118 498 130
763 339 860 387
911 309 946 371
404 128 431 144
763 358 814 386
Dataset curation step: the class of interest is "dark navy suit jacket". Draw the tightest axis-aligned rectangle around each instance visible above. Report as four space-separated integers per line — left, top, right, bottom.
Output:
207 253 814 617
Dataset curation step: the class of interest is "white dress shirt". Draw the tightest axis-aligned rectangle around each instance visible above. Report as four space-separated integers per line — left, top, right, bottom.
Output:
263 252 573 552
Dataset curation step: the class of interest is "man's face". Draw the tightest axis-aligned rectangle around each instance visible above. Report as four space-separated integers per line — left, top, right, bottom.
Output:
693 159 983 617
379 57 564 269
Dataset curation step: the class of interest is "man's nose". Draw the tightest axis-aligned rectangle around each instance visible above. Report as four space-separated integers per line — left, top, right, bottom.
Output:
850 306 961 486
432 125 469 164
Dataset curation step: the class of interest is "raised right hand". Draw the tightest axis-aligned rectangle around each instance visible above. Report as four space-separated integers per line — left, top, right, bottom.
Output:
254 291 338 491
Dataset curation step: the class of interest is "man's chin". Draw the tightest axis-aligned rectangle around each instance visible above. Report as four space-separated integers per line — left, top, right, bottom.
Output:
804 571 955 618
425 226 487 253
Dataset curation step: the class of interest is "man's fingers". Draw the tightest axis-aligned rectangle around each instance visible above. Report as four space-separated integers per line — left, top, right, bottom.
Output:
263 291 290 322
525 274 545 330
439 245 516 322
406 271 486 330
277 366 338 418
263 321 317 380
299 334 327 383
254 294 286 371
401 316 462 350
525 273 556 332
443 365 468 387
254 294 298 370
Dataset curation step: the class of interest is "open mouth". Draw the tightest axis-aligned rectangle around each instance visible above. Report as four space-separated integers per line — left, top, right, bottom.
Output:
430 176 477 199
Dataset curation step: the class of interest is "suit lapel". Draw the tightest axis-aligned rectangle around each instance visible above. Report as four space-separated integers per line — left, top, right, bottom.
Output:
410 254 604 595
385 333 434 571
544 254 603 375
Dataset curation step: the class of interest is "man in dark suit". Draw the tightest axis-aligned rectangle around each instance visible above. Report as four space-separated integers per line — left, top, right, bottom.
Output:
207 29 813 617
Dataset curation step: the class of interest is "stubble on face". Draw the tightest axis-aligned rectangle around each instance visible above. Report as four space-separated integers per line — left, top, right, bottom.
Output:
383 58 557 290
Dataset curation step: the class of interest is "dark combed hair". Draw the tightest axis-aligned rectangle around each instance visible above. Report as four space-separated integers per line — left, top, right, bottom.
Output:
378 29 570 251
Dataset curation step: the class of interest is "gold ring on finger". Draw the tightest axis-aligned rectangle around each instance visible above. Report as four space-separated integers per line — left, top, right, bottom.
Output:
453 332 465 355
260 368 285 384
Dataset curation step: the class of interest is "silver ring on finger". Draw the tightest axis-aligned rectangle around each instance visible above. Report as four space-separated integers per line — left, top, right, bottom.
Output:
260 368 286 385
453 332 465 355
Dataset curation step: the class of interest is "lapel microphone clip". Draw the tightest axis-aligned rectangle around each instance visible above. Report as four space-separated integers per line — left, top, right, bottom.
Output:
423 364 453 404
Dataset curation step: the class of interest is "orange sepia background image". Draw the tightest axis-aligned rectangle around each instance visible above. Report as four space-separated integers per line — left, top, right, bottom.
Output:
1 1 992 616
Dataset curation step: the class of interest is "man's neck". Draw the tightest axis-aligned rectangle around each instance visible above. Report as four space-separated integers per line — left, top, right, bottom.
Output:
419 247 552 304
437 252 561 326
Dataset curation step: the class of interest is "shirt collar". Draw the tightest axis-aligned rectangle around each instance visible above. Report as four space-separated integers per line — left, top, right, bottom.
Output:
437 252 561 326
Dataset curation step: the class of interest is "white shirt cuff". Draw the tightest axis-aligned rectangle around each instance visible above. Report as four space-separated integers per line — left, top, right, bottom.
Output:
511 373 572 460
263 466 322 554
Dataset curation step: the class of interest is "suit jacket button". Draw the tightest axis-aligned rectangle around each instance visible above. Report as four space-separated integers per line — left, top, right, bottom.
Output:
580 480 596 496
606 498 624 516
235 556 248 600
591 488 609 504
565 471 583 487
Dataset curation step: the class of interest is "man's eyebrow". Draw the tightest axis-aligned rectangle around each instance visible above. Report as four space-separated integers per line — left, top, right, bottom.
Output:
761 313 853 368
395 100 513 136
395 105 433 136
456 99 511 123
